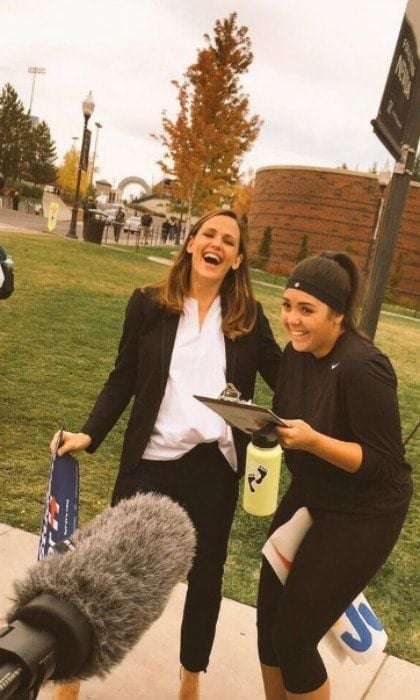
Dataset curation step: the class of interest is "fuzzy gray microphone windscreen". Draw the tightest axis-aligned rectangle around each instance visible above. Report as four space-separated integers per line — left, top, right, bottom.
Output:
7 493 196 679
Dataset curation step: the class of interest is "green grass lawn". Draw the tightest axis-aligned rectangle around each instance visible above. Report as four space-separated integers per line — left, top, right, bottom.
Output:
1 231 419 665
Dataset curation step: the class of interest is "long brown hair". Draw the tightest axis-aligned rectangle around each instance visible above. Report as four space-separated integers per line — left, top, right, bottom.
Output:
146 209 257 339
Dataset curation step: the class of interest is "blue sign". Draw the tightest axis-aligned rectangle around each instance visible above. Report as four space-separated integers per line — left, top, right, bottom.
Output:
38 450 79 560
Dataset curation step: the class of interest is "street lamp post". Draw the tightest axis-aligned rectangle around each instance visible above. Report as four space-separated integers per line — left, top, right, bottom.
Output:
363 165 392 276
89 122 102 188
66 92 95 239
27 66 46 116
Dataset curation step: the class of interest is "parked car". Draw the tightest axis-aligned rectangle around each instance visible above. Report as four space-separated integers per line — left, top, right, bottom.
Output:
124 216 142 232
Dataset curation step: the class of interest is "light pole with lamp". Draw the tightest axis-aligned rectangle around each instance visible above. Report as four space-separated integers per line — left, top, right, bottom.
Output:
89 122 102 188
363 164 392 276
27 66 46 116
66 91 95 239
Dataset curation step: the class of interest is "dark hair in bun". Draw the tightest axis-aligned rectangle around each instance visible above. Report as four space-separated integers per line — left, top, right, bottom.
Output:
286 252 360 333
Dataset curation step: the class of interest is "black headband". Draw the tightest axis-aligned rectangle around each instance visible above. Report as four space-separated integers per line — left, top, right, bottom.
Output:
285 274 347 313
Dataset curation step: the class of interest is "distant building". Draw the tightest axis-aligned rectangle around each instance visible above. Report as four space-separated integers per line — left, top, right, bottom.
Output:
132 192 173 218
248 165 420 303
153 177 177 198
95 179 112 200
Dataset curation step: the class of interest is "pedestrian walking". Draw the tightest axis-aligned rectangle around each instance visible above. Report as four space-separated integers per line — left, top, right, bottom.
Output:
161 217 171 244
12 190 20 211
113 208 125 243
141 212 153 245
168 216 177 243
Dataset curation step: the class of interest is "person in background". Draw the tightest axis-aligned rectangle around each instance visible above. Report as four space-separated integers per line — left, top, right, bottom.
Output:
174 218 182 245
82 196 94 238
161 217 171 244
113 208 125 243
50 209 281 700
12 190 20 211
257 252 412 700
168 216 178 243
140 211 153 245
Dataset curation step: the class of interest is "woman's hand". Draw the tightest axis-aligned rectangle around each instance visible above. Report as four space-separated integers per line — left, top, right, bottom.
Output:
275 419 318 451
275 419 363 472
50 430 92 457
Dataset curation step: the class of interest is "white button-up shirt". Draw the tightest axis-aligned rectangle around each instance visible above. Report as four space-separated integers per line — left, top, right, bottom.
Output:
143 296 237 470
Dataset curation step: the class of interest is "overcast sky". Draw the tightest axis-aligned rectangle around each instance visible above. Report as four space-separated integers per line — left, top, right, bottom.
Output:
0 0 408 194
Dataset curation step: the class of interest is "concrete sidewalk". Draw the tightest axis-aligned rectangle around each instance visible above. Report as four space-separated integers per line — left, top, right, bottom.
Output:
0 523 418 699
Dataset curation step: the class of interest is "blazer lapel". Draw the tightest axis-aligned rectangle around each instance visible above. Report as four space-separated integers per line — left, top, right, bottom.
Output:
160 312 180 396
224 335 237 385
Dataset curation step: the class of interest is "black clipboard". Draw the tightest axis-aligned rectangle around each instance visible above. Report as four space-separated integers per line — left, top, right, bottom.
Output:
193 394 289 435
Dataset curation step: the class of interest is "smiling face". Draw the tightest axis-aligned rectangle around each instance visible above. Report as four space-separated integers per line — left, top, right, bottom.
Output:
186 214 243 291
281 288 344 358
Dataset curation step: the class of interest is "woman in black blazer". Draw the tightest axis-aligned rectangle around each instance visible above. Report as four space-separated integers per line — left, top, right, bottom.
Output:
51 209 281 700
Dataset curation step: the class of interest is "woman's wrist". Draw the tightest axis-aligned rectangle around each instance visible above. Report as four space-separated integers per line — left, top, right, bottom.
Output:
307 428 322 454
80 433 92 449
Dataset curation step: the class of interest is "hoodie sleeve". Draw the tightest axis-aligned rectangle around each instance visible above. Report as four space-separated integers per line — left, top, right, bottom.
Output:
341 350 407 481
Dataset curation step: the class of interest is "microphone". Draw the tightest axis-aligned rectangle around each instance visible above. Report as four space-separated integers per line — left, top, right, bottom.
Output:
0 493 196 698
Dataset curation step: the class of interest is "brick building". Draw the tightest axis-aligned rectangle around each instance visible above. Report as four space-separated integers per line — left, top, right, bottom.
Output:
248 166 420 302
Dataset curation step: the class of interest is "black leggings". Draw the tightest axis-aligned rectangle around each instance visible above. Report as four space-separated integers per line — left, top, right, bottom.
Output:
112 442 239 672
257 487 410 694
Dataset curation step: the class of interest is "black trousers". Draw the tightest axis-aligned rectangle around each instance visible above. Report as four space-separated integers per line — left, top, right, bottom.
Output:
112 442 239 672
257 485 410 694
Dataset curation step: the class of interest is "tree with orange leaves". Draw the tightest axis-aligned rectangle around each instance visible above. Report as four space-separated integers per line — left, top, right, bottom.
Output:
231 168 255 224
153 13 262 220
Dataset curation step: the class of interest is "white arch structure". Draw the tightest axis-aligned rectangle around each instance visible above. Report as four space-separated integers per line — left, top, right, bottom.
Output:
115 176 152 201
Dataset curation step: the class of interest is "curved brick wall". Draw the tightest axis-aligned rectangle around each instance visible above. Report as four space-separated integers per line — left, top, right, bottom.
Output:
248 166 420 300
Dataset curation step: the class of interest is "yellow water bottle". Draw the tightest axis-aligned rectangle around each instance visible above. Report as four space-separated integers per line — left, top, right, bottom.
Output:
243 431 282 516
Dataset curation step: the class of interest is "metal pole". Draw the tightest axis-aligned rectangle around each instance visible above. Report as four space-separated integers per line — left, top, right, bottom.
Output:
29 73 36 115
359 146 416 339
363 186 386 275
89 122 102 187
66 115 89 239
27 66 46 115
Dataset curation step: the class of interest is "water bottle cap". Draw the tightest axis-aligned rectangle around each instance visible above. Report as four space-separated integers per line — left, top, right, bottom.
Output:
251 431 279 449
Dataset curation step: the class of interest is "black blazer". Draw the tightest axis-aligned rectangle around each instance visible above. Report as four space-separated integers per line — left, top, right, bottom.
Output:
82 289 281 477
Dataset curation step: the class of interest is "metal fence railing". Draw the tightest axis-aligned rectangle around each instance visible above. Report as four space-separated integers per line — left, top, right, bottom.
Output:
102 223 184 250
